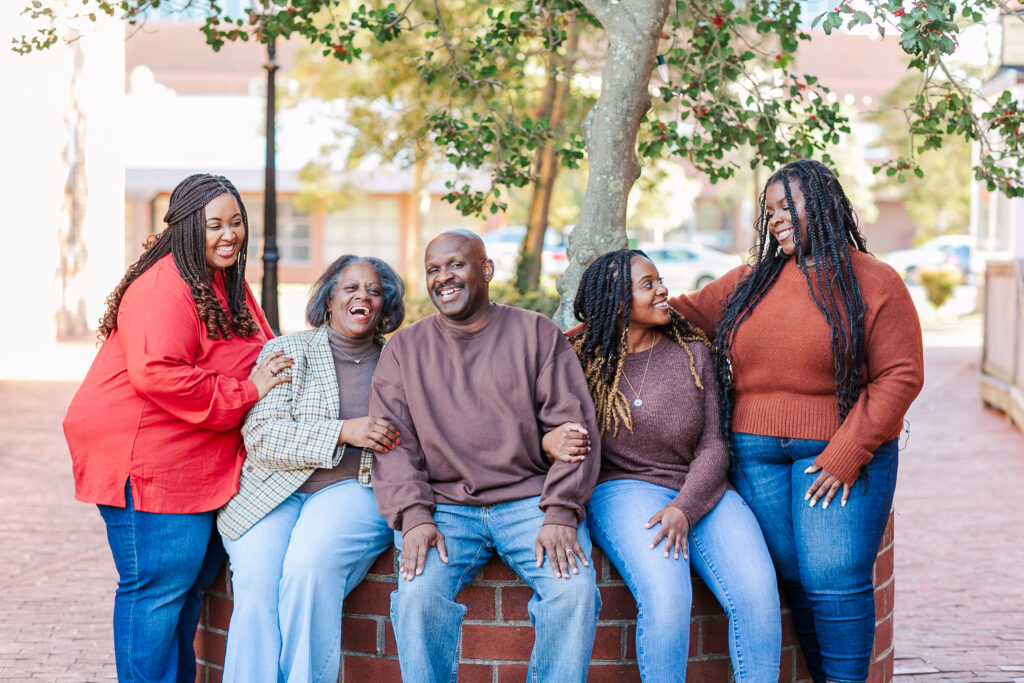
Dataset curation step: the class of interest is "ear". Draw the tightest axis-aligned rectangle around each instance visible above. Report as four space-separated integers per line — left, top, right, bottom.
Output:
482 258 495 283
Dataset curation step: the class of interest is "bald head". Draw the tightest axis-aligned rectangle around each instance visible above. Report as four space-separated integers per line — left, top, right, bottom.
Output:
424 230 494 329
427 230 487 260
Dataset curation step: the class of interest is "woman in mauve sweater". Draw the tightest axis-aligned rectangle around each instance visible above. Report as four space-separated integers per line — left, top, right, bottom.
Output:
669 159 925 683
559 249 781 682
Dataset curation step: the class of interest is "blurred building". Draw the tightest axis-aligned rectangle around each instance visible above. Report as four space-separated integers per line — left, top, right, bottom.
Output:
122 20 486 293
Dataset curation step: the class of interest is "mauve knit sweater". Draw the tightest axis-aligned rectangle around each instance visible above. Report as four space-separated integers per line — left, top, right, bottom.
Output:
601 338 729 527
669 250 924 486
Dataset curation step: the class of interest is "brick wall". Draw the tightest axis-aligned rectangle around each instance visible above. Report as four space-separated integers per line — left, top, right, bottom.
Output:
196 513 894 682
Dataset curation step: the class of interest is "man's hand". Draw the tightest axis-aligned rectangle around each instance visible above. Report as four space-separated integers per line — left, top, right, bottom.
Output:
804 463 851 510
400 523 448 581
645 506 690 560
541 422 590 464
534 523 589 579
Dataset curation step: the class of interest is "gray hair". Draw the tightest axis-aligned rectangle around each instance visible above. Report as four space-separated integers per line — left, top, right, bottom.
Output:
305 255 405 333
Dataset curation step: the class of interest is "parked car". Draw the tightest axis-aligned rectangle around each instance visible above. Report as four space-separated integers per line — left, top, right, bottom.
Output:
639 242 742 293
882 234 972 284
482 225 567 281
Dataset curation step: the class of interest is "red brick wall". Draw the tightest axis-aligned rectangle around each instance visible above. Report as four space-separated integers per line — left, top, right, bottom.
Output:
196 513 894 682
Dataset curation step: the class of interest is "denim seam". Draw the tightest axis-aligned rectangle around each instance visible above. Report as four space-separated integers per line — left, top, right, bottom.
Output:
688 531 747 682
310 525 389 683
585 509 654 681
125 484 140 683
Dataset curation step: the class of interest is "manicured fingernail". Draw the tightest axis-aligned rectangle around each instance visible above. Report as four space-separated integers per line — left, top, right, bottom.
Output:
804 466 814 473
809 499 817 507
804 492 811 500
841 499 847 507
822 500 830 510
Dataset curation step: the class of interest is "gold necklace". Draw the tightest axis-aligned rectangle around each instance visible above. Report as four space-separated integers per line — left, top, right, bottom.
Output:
621 341 656 407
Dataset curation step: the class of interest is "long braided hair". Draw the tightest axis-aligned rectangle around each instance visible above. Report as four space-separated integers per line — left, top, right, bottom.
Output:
570 249 710 437
97 174 260 341
713 159 869 442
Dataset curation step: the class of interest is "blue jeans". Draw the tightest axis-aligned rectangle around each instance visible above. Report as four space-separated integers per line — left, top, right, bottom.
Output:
587 482 780 682
390 496 601 683
97 481 224 683
730 434 898 683
221 479 392 683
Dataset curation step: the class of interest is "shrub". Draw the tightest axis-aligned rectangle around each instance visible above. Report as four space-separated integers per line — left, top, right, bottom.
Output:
918 265 963 311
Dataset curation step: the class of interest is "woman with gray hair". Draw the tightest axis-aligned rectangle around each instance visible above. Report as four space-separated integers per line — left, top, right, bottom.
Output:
218 254 405 682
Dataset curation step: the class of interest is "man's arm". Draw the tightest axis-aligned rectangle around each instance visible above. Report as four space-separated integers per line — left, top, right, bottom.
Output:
369 342 445 580
533 333 603 578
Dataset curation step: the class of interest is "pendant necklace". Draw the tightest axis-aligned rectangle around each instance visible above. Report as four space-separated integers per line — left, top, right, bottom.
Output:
337 346 376 364
621 341 656 407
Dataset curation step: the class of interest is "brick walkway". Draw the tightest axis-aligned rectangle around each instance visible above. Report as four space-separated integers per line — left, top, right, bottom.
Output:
0 319 1021 682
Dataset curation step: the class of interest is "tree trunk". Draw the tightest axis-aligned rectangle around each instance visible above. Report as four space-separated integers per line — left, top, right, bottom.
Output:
552 0 670 329
514 15 580 293
406 158 427 297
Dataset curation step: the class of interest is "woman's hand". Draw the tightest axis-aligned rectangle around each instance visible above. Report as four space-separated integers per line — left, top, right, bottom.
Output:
646 506 690 560
804 463 852 509
541 422 590 463
340 416 399 454
248 351 293 399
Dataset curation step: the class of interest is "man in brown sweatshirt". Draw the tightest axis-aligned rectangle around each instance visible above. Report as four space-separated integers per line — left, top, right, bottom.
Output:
369 230 601 682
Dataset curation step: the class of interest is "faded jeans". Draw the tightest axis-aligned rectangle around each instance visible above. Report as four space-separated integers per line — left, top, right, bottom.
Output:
587 482 780 682
389 495 601 683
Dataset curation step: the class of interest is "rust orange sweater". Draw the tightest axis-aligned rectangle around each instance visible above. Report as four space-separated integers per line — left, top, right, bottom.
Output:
668 251 924 486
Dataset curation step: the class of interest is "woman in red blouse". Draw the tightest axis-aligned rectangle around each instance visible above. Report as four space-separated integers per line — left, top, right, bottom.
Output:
63 174 291 683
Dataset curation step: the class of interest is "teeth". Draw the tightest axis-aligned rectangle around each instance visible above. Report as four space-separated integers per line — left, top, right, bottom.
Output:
350 306 369 315
440 287 461 296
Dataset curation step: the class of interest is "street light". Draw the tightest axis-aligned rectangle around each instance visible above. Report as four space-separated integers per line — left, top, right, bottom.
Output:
257 1 281 333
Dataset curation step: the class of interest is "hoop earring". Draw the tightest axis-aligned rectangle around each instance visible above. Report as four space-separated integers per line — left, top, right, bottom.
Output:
323 310 332 325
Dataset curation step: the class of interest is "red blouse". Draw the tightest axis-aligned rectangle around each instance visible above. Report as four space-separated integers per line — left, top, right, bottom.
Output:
63 254 273 513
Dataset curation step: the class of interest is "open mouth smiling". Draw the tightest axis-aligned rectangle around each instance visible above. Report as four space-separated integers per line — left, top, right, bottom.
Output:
349 304 371 321
436 283 465 303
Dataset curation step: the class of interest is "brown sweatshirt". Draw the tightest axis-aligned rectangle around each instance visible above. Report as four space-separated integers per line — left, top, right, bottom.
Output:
370 304 601 533
599 338 729 526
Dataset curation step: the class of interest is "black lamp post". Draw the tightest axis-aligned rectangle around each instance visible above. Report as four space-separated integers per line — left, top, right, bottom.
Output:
260 34 281 333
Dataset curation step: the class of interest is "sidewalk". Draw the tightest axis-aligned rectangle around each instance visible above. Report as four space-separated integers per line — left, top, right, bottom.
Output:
0 317 1020 681
893 320 1024 681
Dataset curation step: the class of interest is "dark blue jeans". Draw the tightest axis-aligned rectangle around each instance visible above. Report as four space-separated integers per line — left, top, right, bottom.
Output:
730 434 898 683
97 481 224 683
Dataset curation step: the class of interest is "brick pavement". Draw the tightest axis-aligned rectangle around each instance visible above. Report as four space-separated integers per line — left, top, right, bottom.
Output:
893 324 1024 682
0 319 1021 682
0 381 115 681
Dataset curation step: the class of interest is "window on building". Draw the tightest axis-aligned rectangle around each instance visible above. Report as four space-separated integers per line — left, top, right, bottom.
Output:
151 0 248 22
245 200 312 265
323 198 402 265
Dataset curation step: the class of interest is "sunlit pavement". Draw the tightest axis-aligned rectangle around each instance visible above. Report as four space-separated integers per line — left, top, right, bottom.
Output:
0 288 1021 680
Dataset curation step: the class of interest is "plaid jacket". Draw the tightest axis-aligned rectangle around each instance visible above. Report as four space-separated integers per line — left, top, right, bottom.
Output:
217 325 375 540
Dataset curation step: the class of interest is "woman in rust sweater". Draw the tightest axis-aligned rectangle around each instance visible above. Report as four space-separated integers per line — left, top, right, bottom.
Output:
669 159 925 683
560 249 781 682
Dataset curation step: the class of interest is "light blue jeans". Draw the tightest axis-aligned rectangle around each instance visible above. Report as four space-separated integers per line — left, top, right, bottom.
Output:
97 481 224 683
587 481 780 682
221 479 392 683
730 434 899 683
390 495 601 683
